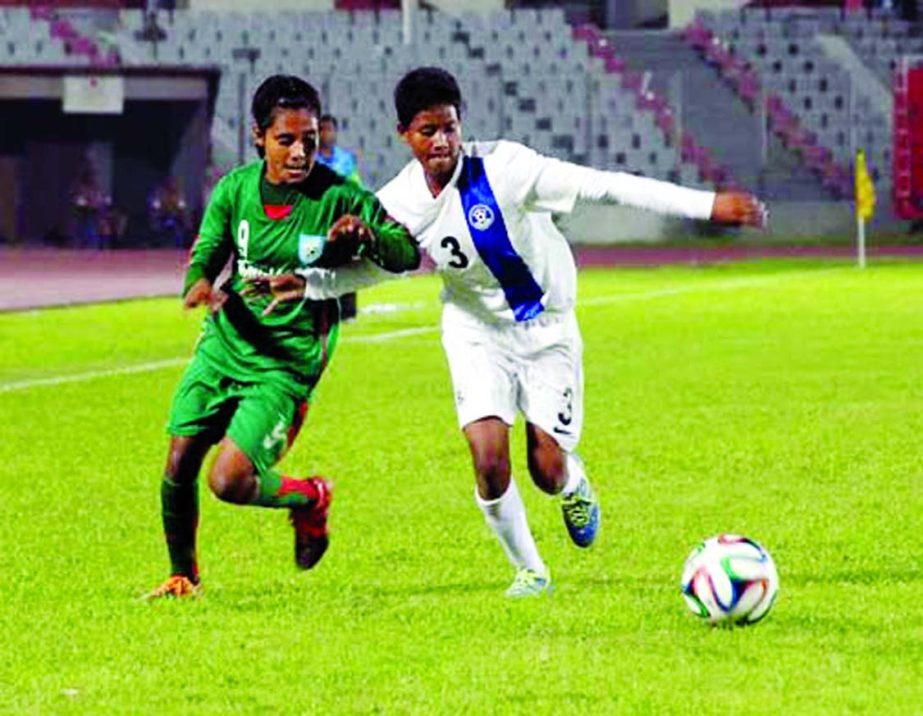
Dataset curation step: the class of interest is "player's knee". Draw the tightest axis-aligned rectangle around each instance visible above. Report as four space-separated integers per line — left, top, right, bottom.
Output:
472 451 510 493
528 445 566 495
207 464 254 504
165 449 187 483
165 440 203 484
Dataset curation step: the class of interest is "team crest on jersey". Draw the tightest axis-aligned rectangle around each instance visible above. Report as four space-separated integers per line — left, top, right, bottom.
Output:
467 203 495 231
297 234 325 265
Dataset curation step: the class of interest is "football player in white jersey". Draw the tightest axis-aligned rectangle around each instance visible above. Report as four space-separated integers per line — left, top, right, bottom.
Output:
252 67 767 598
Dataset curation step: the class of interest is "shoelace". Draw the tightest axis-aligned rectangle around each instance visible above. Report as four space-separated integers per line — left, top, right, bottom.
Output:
563 495 592 528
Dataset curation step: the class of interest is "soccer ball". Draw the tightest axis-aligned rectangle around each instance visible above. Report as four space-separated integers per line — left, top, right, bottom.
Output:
680 534 779 626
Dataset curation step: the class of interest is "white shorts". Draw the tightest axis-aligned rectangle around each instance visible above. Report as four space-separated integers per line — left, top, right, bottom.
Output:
440 306 583 452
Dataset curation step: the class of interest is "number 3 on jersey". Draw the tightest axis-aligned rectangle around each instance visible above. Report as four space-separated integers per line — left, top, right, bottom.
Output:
440 236 469 269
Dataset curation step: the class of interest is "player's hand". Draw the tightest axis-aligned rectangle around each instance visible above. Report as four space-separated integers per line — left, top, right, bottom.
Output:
711 192 768 228
242 273 306 316
327 214 373 260
183 278 226 312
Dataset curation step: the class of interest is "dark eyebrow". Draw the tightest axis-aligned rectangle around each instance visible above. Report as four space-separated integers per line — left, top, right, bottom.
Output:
280 128 315 135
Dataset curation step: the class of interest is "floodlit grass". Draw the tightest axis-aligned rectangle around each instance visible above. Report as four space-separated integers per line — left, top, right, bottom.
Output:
1 260 921 714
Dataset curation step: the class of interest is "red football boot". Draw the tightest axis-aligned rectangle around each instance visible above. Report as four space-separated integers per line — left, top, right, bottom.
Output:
289 477 332 570
143 574 201 601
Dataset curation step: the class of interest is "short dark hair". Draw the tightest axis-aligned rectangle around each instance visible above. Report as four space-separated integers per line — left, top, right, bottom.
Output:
319 114 338 128
251 75 322 135
394 67 462 129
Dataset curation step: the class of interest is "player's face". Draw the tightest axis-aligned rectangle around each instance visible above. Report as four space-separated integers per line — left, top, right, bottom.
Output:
399 104 462 192
254 107 319 185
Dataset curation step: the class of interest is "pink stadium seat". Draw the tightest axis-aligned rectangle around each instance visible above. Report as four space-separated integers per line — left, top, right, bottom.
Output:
32 6 53 21
50 20 76 41
620 70 642 92
653 106 674 135
604 56 626 73
703 38 734 70
680 132 697 161
589 37 614 60
681 20 712 51
572 24 600 43
636 91 659 112
727 69 761 107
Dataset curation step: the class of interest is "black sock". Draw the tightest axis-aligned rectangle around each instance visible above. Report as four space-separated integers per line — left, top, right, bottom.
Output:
161 476 199 583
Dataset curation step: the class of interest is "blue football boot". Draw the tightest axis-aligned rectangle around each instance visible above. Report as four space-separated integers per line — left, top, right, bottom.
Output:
561 476 600 548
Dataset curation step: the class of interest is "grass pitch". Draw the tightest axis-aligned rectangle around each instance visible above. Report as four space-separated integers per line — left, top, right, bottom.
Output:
1 260 921 714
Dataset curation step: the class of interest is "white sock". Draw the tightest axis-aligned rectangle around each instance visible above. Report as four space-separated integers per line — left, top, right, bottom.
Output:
562 452 586 496
475 477 547 576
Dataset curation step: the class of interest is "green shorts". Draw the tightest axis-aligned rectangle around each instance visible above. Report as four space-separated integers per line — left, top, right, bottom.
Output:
167 356 308 474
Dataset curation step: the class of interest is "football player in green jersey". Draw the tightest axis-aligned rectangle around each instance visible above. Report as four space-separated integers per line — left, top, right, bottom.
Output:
146 75 419 599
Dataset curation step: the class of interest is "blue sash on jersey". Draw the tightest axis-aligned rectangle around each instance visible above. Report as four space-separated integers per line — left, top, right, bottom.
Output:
457 156 545 322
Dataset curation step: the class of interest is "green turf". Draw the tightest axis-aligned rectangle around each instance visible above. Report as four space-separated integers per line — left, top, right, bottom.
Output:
1 260 921 714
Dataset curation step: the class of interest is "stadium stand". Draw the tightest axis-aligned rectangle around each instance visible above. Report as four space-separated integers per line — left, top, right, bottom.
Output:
2 3 917 209
68 6 714 189
0 4 122 66
686 5 917 205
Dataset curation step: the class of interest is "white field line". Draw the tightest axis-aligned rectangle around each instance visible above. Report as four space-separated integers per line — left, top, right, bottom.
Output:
351 326 436 343
358 301 427 315
0 358 190 394
0 268 838 394
579 268 840 307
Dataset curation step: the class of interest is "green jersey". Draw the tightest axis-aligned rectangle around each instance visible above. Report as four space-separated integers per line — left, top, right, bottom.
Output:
183 160 418 397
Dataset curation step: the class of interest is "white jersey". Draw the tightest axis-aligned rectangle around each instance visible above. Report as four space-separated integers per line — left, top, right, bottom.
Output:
377 140 580 326
296 140 716 318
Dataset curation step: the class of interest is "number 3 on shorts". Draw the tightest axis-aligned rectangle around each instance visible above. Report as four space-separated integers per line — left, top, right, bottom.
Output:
557 387 574 427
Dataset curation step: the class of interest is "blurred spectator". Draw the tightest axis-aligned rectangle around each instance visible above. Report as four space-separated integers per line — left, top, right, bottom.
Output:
136 11 166 43
316 114 362 320
70 167 109 250
148 176 191 248
317 115 362 186
100 203 128 248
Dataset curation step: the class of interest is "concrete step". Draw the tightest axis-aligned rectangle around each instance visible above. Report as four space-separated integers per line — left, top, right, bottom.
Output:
606 29 833 199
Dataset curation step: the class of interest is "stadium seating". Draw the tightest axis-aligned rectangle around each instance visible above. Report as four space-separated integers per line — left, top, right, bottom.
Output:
5 4 906 199
3 6 703 189
690 6 907 202
0 6 71 65
0 4 122 66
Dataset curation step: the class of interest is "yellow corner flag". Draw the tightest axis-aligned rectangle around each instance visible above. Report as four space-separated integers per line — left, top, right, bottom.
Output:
855 149 876 221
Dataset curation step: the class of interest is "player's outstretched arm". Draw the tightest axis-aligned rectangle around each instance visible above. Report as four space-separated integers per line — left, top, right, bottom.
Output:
710 191 768 228
244 260 393 316
244 208 418 316
527 151 767 226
